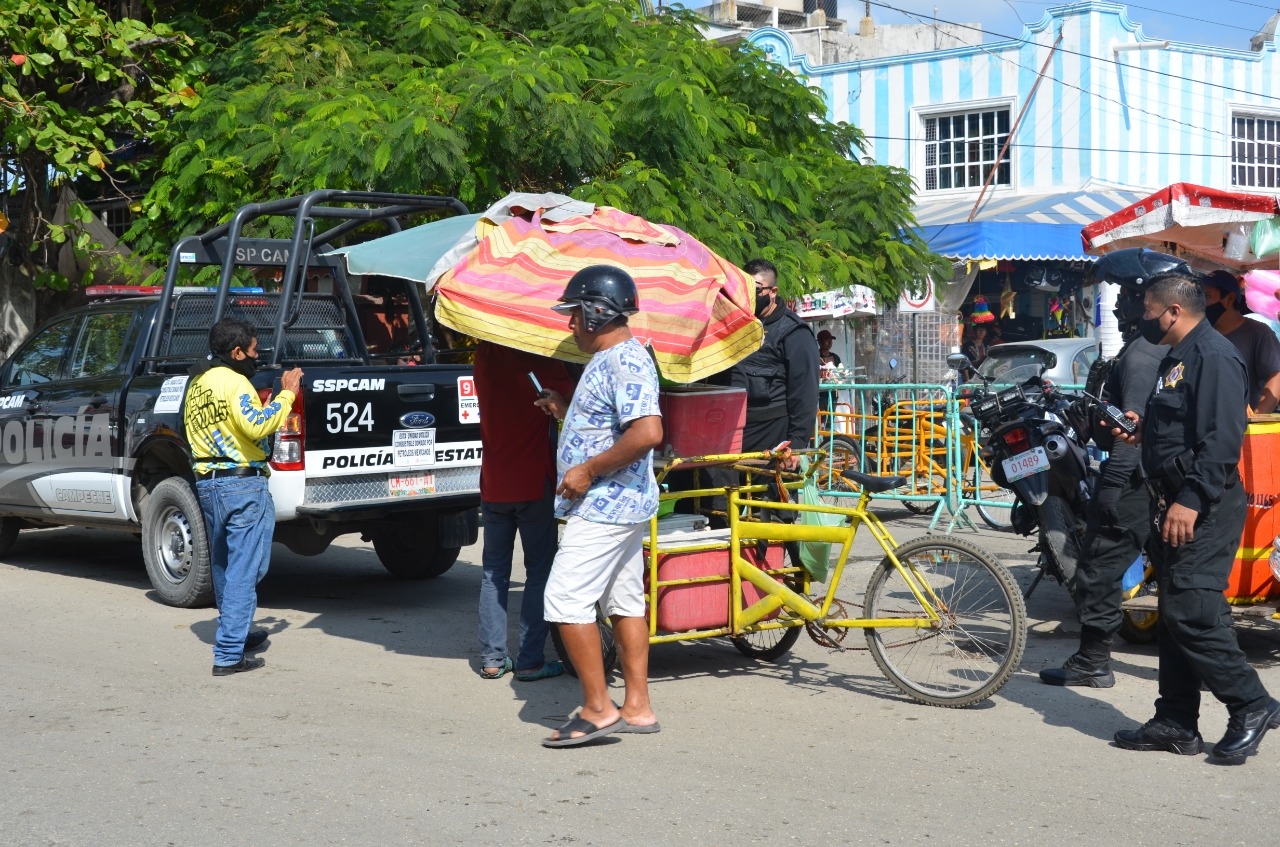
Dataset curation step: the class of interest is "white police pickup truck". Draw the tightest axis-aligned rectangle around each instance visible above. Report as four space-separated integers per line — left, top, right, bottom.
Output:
0 192 482 607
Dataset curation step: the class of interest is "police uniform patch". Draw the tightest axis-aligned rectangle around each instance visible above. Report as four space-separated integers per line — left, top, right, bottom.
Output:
1162 362 1185 390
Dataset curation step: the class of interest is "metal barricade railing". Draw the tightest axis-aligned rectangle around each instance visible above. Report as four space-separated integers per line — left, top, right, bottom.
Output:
815 380 1089 532
815 382 959 526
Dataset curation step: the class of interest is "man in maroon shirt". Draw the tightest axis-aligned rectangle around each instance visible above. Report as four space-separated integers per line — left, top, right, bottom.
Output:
474 342 576 680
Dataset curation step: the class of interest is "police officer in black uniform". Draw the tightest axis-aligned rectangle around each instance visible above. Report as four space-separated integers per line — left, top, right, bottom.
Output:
1111 269 1280 765
730 258 820 468
1039 249 1173 688
679 259 819 533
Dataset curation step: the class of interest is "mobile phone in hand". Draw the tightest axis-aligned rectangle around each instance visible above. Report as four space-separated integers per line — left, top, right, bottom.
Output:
1085 391 1138 436
528 371 547 397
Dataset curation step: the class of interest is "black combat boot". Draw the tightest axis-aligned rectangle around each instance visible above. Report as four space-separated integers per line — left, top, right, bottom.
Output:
1039 627 1115 688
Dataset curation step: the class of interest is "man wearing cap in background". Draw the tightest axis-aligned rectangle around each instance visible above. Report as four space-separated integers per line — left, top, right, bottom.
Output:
817 329 841 414
1202 270 1280 414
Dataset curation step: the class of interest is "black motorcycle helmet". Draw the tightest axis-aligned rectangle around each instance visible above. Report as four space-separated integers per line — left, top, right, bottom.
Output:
551 265 640 333
1087 247 1192 334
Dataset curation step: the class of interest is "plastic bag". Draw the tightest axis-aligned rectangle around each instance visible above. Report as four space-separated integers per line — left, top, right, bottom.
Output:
798 458 845 584
1251 216 1280 260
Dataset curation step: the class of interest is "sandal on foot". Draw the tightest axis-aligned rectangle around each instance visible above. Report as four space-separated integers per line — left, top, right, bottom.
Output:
479 657 513 679
516 661 564 682
617 720 661 734
542 715 626 748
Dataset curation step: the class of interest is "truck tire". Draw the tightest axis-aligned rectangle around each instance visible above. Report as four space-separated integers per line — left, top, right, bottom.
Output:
141 477 215 608
0 517 20 557
371 522 460 579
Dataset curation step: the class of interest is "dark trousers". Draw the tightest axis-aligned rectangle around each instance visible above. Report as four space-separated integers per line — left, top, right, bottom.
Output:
1149 481 1269 730
1073 474 1151 634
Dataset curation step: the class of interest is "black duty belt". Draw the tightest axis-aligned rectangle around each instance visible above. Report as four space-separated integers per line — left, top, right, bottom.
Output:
195 466 265 481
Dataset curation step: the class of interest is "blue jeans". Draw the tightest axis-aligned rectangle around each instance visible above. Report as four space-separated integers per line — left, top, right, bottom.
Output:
196 475 274 666
479 489 557 670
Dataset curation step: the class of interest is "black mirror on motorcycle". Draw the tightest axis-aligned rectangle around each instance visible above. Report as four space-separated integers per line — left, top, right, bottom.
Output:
947 352 971 371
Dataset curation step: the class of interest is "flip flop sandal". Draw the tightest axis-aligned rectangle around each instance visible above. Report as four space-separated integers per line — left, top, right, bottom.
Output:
541 715 626 748
616 720 661 734
515 661 565 682
478 657 513 679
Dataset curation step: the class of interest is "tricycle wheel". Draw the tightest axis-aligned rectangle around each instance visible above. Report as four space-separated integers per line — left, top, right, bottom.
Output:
1119 580 1159 645
549 610 617 678
863 536 1026 708
731 625 802 661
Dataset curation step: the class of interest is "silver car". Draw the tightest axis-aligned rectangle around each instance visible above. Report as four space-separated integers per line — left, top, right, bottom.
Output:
976 337 1100 387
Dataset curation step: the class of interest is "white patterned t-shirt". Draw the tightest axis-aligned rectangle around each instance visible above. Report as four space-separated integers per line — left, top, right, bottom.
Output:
554 338 661 524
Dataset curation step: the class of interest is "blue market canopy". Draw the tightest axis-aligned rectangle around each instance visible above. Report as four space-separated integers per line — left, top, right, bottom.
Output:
912 188 1149 262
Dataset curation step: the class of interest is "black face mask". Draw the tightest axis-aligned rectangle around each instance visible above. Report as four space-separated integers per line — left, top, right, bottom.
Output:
1205 302 1227 325
1137 317 1168 346
754 292 772 317
215 351 257 379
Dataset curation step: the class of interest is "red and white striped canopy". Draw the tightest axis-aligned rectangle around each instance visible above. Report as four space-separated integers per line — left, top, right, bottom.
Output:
1081 183 1280 270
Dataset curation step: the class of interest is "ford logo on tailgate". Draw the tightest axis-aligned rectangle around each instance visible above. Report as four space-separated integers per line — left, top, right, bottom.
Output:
399 411 435 428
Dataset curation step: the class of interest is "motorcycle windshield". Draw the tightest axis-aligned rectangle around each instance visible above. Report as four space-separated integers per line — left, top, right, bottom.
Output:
982 362 1045 387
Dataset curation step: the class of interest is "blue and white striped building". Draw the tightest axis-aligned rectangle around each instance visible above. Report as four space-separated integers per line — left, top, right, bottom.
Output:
750 1 1280 257
749 1 1280 357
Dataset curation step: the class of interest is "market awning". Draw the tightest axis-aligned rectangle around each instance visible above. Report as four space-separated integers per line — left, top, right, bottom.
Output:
913 187 1150 262
1080 182 1280 269
321 213 483 284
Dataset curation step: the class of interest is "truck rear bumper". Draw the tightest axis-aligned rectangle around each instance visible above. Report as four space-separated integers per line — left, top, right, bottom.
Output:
294 492 479 521
270 466 480 522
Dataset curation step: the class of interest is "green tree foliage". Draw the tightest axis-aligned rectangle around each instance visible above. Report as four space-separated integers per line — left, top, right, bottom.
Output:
0 0 196 293
134 0 944 296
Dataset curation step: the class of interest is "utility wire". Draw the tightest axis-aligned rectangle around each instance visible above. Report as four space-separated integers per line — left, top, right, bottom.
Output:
869 0 1280 107
863 3 1231 139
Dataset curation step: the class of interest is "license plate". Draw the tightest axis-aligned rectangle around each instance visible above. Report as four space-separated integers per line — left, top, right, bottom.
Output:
1002 446 1049 482
389 472 436 498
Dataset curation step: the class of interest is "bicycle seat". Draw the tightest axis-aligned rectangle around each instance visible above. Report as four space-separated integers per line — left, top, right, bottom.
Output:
840 469 908 493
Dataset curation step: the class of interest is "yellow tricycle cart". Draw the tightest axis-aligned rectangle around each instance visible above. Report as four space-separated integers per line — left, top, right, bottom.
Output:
574 448 1028 708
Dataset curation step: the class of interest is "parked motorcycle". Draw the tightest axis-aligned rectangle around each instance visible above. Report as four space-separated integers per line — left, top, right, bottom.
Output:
950 353 1093 597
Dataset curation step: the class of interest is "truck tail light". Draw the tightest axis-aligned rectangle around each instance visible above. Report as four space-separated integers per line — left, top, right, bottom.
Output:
258 387 305 471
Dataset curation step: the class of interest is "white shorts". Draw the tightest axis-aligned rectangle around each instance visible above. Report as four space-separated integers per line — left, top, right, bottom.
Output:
544 517 647 624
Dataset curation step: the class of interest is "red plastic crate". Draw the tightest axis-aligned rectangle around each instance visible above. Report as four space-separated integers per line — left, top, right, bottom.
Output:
646 534 784 632
657 387 746 458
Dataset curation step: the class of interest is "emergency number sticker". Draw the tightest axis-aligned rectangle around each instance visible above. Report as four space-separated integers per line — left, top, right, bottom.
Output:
457 375 480 424
392 428 436 468
153 376 189 414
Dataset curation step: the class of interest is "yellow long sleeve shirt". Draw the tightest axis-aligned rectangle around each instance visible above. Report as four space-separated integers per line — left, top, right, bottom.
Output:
183 366 296 476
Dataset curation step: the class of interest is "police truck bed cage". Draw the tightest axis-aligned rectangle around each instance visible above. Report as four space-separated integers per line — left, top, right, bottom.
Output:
145 190 469 371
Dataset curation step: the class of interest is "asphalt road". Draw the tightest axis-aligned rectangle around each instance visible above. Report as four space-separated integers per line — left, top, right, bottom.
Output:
3 507 1280 846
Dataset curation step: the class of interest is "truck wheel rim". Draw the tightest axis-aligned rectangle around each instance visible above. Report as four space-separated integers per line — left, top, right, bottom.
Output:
154 506 193 583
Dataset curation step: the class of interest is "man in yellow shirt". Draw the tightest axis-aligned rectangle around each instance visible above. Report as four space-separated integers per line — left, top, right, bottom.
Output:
184 318 302 676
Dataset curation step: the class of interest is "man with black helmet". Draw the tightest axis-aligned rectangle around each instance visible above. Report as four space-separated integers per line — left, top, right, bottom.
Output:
1109 269 1279 765
534 265 664 747
1039 248 1170 689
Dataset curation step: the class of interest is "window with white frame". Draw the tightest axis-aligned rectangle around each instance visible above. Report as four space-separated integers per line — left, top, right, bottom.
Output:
923 109 1011 191
1231 113 1280 189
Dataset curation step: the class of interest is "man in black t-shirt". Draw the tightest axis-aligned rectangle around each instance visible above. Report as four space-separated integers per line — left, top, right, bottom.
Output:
1202 270 1280 413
